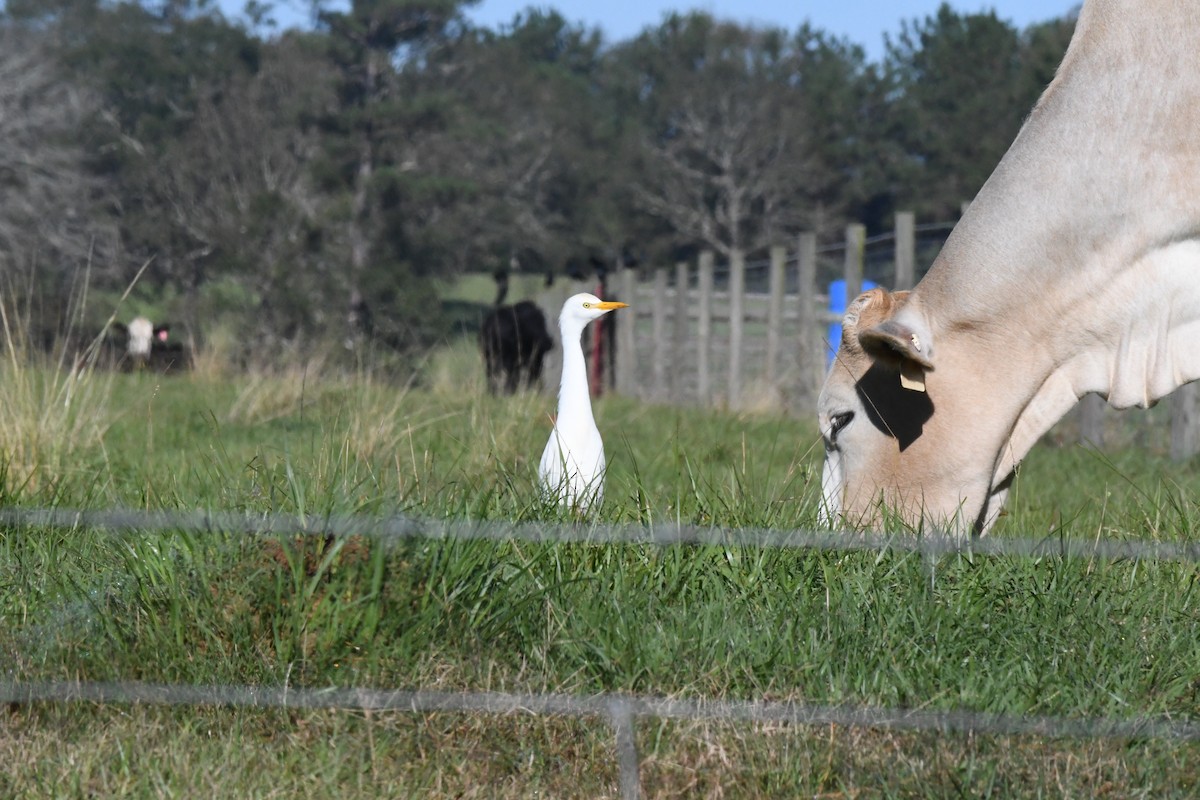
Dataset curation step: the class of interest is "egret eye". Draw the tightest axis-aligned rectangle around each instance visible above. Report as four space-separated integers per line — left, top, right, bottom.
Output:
583 302 591 308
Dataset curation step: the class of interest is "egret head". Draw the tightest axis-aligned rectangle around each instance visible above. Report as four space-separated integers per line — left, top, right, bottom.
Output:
559 293 628 329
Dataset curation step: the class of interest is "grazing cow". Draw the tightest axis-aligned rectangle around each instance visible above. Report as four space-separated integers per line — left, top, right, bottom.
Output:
480 270 554 394
819 0 1200 535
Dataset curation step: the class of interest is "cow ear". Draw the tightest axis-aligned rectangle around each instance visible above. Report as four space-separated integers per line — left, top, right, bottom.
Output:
859 319 934 370
850 292 934 393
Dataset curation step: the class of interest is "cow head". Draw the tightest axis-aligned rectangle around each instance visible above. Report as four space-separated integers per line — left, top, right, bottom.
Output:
818 288 1015 535
125 316 155 357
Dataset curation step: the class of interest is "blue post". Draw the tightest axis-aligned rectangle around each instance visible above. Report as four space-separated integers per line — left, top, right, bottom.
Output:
827 279 877 368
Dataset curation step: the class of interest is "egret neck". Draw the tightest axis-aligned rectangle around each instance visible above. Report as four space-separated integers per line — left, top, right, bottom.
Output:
555 311 597 435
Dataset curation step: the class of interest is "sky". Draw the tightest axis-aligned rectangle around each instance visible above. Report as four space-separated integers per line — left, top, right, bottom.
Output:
250 1 1078 63
466 0 1078 61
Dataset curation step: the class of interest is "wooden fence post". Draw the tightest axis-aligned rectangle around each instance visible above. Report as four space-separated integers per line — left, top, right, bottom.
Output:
616 265 636 397
1171 382 1200 461
895 211 915 290
728 250 745 407
766 246 786 395
796 232 822 408
652 268 668 402
844 223 865 301
697 252 714 407
672 261 689 403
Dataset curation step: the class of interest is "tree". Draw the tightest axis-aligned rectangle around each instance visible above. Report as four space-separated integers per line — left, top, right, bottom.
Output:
0 23 119 341
1017 11 1077 105
311 0 476 350
423 11 617 275
609 14 839 260
883 4 1028 219
13 0 270 329
791 32 901 232
144 34 339 355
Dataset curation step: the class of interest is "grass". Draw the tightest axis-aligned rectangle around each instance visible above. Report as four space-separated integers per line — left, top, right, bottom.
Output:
439 271 547 307
1 349 1200 797
3 704 1196 798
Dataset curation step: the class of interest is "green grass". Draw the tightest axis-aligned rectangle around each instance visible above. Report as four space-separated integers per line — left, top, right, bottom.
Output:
439 271 548 307
1 355 1200 797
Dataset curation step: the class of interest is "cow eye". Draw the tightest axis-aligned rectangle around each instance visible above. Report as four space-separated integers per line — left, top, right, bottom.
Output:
829 411 854 442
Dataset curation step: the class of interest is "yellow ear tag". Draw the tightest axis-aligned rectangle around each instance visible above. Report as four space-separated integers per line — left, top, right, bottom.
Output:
899 362 926 392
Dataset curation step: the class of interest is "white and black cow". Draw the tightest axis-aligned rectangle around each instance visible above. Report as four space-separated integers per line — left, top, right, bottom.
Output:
819 0 1200 535
106 316 190 373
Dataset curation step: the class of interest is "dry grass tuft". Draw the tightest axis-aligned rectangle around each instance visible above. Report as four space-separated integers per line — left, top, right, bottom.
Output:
0 297 115 494
187 324 239 381
424 336 488 396
225 356 335 425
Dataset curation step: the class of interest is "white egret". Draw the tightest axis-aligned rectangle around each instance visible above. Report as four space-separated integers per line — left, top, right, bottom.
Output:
538 293 628 512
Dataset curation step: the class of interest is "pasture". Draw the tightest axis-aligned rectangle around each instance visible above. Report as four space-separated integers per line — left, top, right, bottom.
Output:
1 347 1199 798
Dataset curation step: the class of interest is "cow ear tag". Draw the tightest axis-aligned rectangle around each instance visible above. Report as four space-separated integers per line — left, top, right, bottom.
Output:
900 362 926 392
899 332 926 392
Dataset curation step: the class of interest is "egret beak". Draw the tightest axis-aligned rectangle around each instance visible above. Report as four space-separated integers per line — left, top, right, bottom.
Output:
594 301 628 310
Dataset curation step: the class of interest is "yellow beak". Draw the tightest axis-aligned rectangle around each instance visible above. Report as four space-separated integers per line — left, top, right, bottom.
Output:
594 301 628 310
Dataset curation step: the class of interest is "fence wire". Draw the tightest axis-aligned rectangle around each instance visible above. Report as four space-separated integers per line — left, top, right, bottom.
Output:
3 505 1200 564
5 505 1200 798
4 680 1198 743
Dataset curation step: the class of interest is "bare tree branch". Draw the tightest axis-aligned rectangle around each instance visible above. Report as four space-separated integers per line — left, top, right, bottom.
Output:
0 29 118 280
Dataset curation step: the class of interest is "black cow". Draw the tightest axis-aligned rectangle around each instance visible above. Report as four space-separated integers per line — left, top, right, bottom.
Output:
479 270 553 394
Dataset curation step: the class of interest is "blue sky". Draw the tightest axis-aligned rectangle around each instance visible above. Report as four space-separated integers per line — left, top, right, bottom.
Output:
466 1 1078 60
252 1 1078 62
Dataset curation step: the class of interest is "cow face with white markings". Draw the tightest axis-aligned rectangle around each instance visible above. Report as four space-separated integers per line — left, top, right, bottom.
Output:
126 316 155 357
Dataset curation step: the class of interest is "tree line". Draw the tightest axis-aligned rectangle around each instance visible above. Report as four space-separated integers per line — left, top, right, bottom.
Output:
0 0 1078 364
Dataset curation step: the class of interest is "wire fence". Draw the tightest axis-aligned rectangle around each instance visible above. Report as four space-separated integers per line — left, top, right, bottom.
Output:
4 505 1200 799
5 505 1200 564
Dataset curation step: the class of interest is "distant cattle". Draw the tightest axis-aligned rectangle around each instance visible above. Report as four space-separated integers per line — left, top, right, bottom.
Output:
90 316 192 373
480 270 553 394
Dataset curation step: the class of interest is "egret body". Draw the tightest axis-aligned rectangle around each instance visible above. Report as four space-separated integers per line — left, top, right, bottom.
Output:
538 293 628 511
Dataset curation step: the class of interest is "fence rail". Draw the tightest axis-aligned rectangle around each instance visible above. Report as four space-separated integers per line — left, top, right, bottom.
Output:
6 504 1200 799
529 214 948 413
592 213 950 412
521 210 1200 460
